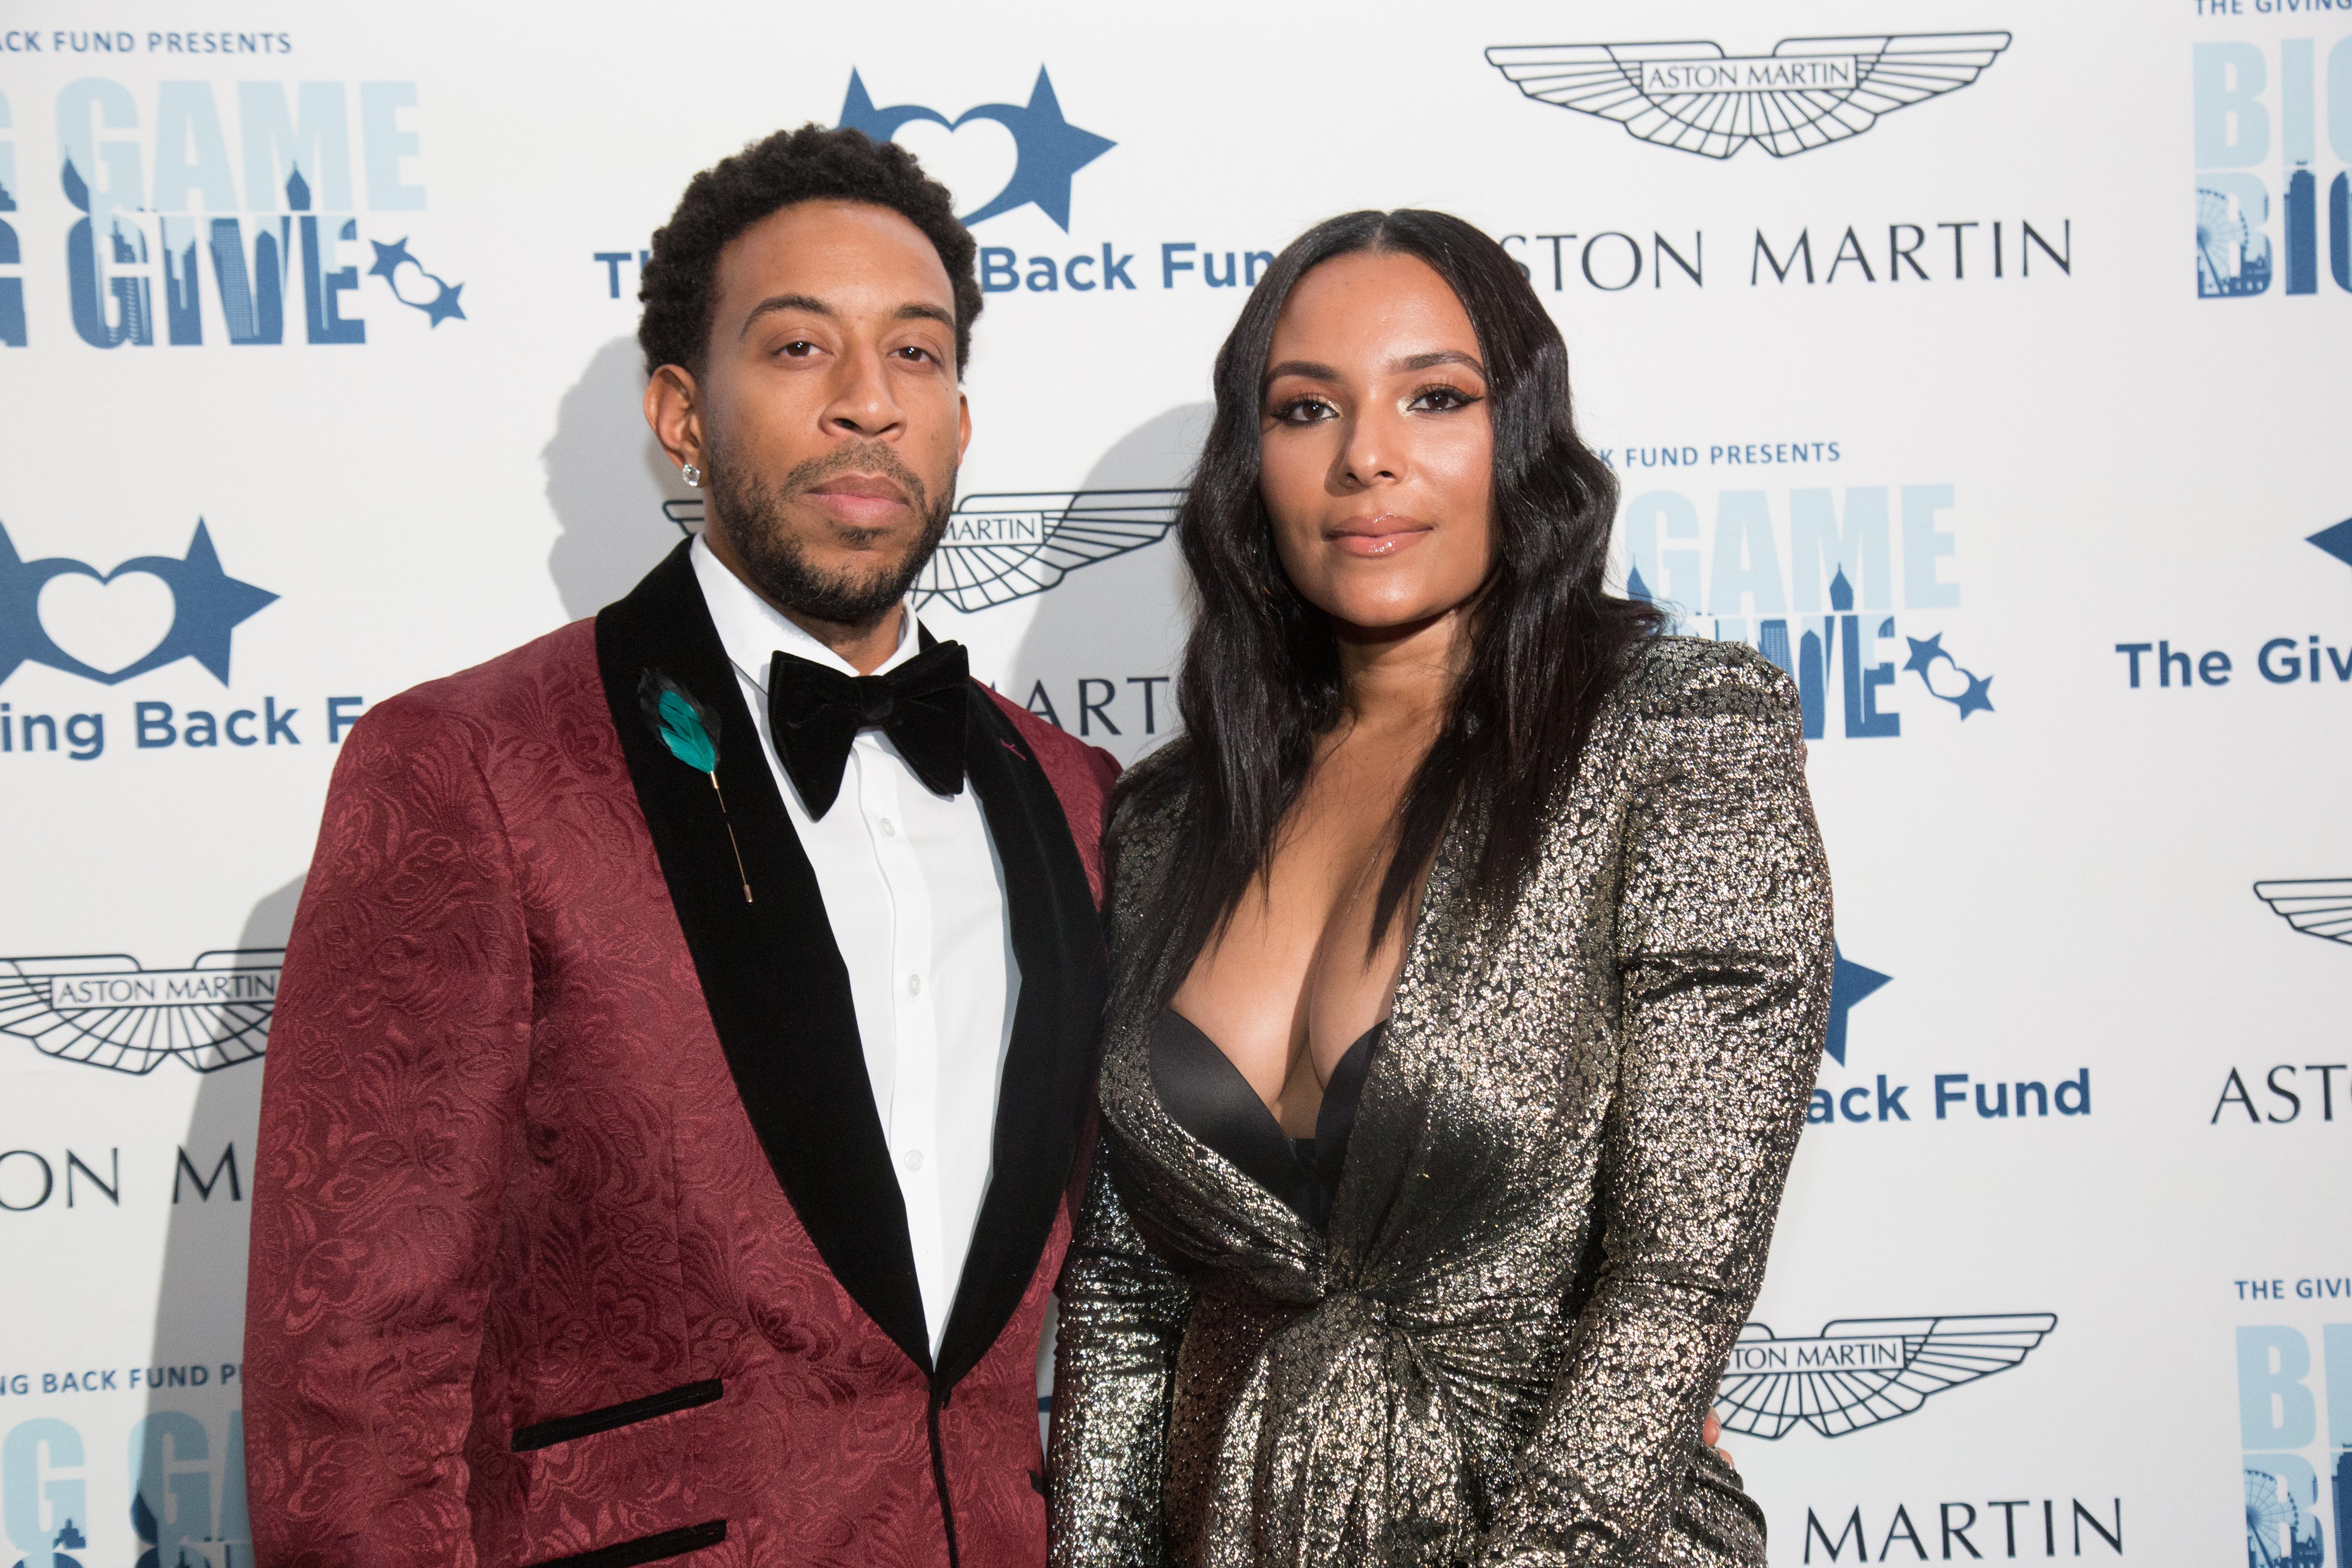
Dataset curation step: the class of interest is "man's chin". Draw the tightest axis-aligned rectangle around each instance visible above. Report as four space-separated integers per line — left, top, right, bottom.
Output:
736 547 928 627
803 549 927 598
706 477 950 626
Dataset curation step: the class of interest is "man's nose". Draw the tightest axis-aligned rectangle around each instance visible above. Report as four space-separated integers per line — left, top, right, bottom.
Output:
824 344 904 439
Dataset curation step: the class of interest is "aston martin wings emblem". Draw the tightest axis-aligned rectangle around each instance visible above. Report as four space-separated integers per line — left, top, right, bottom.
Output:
915 489 1182 613
0 950 283 1074
1485 33 2012 159
2253 879 2352 946
1714 1312 2056 1437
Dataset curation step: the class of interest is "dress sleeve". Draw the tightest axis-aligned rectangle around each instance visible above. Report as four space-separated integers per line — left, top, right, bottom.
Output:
1047 1156 1196 1567
241 698 533 1567
1475 652 1832 1565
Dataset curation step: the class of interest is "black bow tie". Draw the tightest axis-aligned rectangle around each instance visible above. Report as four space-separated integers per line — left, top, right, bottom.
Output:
766 639 970 818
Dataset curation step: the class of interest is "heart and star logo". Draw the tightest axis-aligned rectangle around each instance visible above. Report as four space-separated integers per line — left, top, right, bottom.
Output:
0 521 276 686
836 66 1114 230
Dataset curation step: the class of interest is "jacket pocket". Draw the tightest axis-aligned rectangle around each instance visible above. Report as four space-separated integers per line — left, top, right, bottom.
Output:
512 1380 724 1452
529 1519 726 1567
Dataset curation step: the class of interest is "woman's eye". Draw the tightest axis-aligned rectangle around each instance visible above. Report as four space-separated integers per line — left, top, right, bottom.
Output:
1272 396 1336 424
1410 385 1478 412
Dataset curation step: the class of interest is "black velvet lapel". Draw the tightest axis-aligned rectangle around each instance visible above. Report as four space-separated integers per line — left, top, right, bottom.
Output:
935 690 1108 1391
594 543 930 1373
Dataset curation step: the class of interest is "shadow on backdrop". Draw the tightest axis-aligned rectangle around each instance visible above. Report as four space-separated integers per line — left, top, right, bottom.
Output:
1002 402 1210 766
133 873 303 1566
546 335 697 621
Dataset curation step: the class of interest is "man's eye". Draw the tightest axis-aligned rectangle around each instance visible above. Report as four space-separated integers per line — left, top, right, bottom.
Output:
894 345 935 363
779 340 816 358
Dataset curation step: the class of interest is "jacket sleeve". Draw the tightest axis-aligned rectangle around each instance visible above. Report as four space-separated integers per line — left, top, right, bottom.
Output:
243 697 533 1567
1476 653 1832 1565
1046 1156 1195 1567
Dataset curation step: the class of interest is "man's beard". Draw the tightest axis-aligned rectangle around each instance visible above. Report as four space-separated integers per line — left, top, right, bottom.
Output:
705 437 953 626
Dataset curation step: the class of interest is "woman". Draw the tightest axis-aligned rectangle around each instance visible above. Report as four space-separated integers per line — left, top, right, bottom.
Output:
1046 209 1832 1567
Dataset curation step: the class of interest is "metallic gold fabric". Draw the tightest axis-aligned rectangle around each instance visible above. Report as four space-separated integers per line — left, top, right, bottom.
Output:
1048 640 1833 1567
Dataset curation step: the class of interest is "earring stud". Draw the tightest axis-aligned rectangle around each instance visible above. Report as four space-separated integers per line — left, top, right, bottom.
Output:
681 463 702 487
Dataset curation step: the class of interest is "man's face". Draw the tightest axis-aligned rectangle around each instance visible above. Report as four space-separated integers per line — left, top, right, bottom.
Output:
655 199 970 627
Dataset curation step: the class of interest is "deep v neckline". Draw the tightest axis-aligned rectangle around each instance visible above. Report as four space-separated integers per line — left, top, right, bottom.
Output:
1139 812 1450 1233
1148 1011 1382 1231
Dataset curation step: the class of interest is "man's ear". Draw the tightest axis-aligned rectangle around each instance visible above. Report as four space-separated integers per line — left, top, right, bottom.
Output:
645 363 707 478
956 389 972 467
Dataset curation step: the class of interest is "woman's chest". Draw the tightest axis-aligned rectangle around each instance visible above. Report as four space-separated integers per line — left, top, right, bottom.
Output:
1170 755 1424 1112
1108 894 1629 1277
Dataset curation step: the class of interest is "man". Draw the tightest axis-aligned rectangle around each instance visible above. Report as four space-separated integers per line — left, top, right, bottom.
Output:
243 126 1115 1567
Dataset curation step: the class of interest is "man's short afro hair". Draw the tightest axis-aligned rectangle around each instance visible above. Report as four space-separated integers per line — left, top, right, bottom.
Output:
637 123 982 380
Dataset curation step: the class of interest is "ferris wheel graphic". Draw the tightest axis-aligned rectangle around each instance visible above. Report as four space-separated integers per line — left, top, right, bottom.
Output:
2243 1466 2324 1568
2197 187 2274 298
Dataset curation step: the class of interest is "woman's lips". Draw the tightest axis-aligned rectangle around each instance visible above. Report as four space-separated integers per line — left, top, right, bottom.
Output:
1326 516 1434 557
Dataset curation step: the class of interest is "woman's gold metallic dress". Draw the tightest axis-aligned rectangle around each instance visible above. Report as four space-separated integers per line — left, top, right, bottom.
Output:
1047 640 1835 1567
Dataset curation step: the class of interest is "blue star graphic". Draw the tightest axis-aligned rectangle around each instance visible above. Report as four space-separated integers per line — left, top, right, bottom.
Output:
367 238 414 282
1903 631 1997 720
367 236 468 327
420 281 466 326
838 68 951 143
2311 516 2352 571
839 67 1113 231
1902 633 1945 676
0 523 95 683
0 520 274 685
109 520 279 684
1823 943 1891 1067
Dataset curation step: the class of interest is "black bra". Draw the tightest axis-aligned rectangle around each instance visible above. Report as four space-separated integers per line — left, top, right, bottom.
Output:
1148 1010 1381 1231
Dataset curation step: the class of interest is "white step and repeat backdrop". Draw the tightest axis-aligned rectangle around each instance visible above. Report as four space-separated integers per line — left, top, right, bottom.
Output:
2 3 2347 1564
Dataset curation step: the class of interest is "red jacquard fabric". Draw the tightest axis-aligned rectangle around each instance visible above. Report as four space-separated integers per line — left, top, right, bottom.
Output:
989 686 1119 907
245 619 1116 1568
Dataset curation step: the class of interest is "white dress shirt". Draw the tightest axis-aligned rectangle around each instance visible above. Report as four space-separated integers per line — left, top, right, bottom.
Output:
691 537 1020 1357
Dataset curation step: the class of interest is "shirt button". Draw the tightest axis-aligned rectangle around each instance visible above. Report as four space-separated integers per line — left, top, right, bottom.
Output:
907 974 922 996
879 817 896 836
902 1148 925 1172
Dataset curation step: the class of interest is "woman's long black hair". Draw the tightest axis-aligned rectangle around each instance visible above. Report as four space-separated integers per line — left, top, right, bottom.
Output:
1121 209 1664 993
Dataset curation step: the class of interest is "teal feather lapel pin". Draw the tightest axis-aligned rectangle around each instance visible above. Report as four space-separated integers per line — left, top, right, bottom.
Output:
637 670 753 903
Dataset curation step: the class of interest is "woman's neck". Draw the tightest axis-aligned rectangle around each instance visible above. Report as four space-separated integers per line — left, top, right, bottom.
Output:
1332 607 1467 741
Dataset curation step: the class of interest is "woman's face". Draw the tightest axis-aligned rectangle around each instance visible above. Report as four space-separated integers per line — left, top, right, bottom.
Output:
1259 251 1494 635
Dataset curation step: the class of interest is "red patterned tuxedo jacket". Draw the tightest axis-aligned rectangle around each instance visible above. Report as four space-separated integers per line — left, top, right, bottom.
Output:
244 545 1117 1568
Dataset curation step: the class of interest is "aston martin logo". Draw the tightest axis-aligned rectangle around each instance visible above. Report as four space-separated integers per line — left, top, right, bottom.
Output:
661 487 1180 613
1714 1312 2055 1437
2254 880 2352 947
914 489 1182 613
1485 33 2012 159
0 951 282 1074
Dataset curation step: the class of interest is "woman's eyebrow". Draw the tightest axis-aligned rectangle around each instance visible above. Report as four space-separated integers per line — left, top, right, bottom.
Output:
1393 349 1486 378
1262 359 1341 388
1260 351 1489 391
